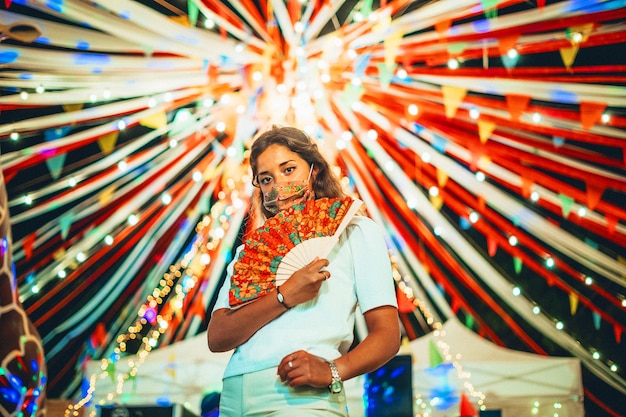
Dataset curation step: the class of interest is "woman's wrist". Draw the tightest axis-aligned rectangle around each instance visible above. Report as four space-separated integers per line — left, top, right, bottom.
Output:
276 286 291 309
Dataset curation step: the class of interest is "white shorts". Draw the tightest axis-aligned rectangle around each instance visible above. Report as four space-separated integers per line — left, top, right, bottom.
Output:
219 366 348 417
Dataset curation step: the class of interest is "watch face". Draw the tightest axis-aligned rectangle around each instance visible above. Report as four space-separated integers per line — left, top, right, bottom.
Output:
330 380 343 393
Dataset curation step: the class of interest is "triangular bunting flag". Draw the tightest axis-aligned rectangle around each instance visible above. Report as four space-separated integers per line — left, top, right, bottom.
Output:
435 19 451 35
569 292 579 315
487 235 498 256
497 34 520 55
553 136 565 147
481 0 500 19
106 360 116 383
384 31 403 68
477 120 495 143
436 169 448 188
23 232 36 260
505 94 531 121
45 153 66 180
98 185 117 206
441 85 467 119
579 101 607 130
513 256 523 274
187 0 200 27
169 15 190 27
460 392 478 416
60 213 74 240
429 340 444 367
558 193 574 218
501 52 520 70
429 194 444 210
397 288 416 313
592 312 601 330
585 183 604 210
377 62 395 90
97 131 119 155
139 111 168 129
559 45 579 69
62 103 83 113
606 215 617 235
447 42 467 56
520 176 533 199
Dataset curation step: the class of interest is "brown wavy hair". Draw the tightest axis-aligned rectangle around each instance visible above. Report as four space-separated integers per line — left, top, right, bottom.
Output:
249 125 345 223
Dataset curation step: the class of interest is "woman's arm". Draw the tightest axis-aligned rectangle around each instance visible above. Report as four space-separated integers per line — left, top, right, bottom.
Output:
207 257 331 352
277 305 400 387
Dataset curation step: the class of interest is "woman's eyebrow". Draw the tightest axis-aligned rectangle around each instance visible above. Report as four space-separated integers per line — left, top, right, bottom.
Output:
257 160 296 177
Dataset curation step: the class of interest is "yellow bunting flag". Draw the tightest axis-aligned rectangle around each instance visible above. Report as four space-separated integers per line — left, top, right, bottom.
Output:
441 85 467 119
98 185 117 206
559 45 579 69
139 111 168 129
384 31 403 68
97 131 119 155
569 292 579 315
169 15 190 27
478 120 495 143
429 194 444 210
53 247 66 261
436 169 448 188
62 103 83 113
579 101 607 130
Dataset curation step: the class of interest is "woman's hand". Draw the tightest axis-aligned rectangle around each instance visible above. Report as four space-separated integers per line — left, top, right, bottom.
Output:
277 350 331 388
278 257 330 308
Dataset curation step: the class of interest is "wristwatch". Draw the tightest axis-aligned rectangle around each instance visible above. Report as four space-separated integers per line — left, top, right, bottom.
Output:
327 360 343 394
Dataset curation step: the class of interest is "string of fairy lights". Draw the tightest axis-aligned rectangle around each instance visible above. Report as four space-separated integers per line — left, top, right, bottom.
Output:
64 173 250 417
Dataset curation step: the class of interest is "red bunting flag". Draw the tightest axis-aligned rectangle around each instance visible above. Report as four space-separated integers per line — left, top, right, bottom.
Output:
506 94 531 122
498 34 520 55
460 392 478 416
585 183 605 210
397 288 417 313
579 101 607 130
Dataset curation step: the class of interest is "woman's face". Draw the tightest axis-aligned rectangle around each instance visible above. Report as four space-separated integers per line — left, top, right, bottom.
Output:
255 144 311 192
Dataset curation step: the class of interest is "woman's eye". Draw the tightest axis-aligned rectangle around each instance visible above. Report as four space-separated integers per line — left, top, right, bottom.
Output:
284 167 295 174
260 177 273 185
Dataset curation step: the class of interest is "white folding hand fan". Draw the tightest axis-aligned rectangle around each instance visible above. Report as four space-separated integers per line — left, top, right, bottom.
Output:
229 196 363 307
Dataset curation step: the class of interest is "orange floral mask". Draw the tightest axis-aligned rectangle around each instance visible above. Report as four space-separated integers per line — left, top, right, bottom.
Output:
263 164 314 215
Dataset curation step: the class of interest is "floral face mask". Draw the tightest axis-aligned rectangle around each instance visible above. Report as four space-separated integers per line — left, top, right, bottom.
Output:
262 164 314 215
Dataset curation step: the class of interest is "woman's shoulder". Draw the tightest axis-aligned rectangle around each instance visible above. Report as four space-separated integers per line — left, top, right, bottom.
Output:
347 215 383 234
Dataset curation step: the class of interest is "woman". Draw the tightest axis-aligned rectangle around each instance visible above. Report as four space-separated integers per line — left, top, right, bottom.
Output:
208 126 400 416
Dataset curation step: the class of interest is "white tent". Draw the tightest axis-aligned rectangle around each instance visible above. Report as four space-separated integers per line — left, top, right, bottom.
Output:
84 319 583 417
407 319 584 417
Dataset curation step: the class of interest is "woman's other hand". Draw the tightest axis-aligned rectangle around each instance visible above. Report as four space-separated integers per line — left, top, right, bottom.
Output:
277 350 332 388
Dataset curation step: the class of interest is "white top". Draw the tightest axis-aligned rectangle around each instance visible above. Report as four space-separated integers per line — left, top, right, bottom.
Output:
211 216 398 378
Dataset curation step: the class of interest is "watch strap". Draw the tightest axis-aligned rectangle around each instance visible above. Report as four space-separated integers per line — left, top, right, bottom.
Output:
276 286 291 309
327 360 343 393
